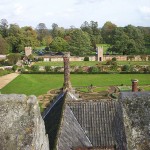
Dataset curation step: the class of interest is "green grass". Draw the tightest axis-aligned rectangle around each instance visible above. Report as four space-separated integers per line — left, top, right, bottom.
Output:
34 61 150 67
93 86 108 92
0 70 12 77
117 86 131 91
1 74 150 96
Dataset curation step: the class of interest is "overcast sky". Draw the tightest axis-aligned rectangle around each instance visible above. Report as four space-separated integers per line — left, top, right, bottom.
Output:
0 0 150 28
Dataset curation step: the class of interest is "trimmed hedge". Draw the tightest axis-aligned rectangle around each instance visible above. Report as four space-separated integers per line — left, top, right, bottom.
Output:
21 71 150 74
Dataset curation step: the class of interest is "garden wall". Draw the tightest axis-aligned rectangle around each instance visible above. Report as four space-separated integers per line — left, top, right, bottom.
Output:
41 55 150 62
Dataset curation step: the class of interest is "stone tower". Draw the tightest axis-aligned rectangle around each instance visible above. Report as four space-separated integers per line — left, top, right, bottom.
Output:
25 47 32 56
97 46 103 61
63 52 72 91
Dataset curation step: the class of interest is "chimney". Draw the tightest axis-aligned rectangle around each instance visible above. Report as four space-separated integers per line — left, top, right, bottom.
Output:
63 53 72 91
131 79 138 92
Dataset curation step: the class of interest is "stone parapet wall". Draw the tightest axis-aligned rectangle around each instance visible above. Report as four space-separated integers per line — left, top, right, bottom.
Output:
0 94 49 150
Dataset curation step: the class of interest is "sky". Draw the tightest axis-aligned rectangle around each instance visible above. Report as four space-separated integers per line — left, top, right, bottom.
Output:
0 0 150 28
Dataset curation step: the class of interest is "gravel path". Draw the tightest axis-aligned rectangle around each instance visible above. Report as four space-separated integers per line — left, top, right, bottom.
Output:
0 73 19 89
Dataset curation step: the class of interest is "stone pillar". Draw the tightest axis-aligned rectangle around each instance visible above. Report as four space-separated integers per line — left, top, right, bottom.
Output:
131 79 138 92
63 53 72 91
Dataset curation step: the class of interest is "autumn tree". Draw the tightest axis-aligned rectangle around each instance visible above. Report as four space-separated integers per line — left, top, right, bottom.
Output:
101 21 117 44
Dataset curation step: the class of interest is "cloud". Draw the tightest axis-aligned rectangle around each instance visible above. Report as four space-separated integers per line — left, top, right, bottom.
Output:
75 0 104 4
139 6 150 14
14 4 24 15
139 6 150 21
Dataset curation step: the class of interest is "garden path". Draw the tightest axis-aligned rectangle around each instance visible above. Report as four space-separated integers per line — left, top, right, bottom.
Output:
0 73 19 89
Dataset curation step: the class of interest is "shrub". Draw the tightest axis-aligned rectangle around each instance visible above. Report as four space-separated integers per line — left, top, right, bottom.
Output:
75 66 83 73
54 67 62 72
28 54 34 61
89 66 100 73
84 56 89 61
45 66 51 72
122 65 130 72
105 60 112 65
12 65 18 71
112 57 117 61
38 57 44 61
7 53 21 65
31 65 39 72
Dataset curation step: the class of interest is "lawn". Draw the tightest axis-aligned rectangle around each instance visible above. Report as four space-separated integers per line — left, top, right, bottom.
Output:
34 61 150 67
1 74 150 96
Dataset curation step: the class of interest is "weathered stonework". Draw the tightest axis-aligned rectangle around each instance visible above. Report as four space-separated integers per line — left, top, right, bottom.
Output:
120 92 150 150
63 53 72 91
0 94 49 150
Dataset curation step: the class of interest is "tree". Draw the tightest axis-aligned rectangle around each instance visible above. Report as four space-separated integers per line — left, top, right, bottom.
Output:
67 29 92 56
101 21 117 44
36 23 49 45
51 23 65 38
0 36 9 54
42 35 52 46
6 24 21 53
0 19 8 37
6 24 39 53
108 26 145 55
49 37 69 52
81 21 102 49
21 26 39 48
124 25 145 54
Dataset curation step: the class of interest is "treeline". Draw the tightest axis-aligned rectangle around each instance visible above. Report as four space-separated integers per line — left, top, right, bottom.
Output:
0 19 150 56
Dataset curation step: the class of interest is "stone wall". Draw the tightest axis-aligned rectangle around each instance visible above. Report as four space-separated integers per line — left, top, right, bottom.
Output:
120 92 150 150
41 55 149 62
0 55 6 60
0 94 49 150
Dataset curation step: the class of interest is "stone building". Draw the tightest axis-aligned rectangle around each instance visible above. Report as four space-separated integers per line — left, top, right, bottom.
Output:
0 94 49 150
43 90 150 150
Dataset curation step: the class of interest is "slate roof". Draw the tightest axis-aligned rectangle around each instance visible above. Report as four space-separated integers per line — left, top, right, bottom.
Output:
43 92 66 150
57 105 92 150
67 101 127 150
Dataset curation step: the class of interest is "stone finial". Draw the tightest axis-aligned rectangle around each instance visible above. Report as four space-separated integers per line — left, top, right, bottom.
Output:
131 79 138 92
